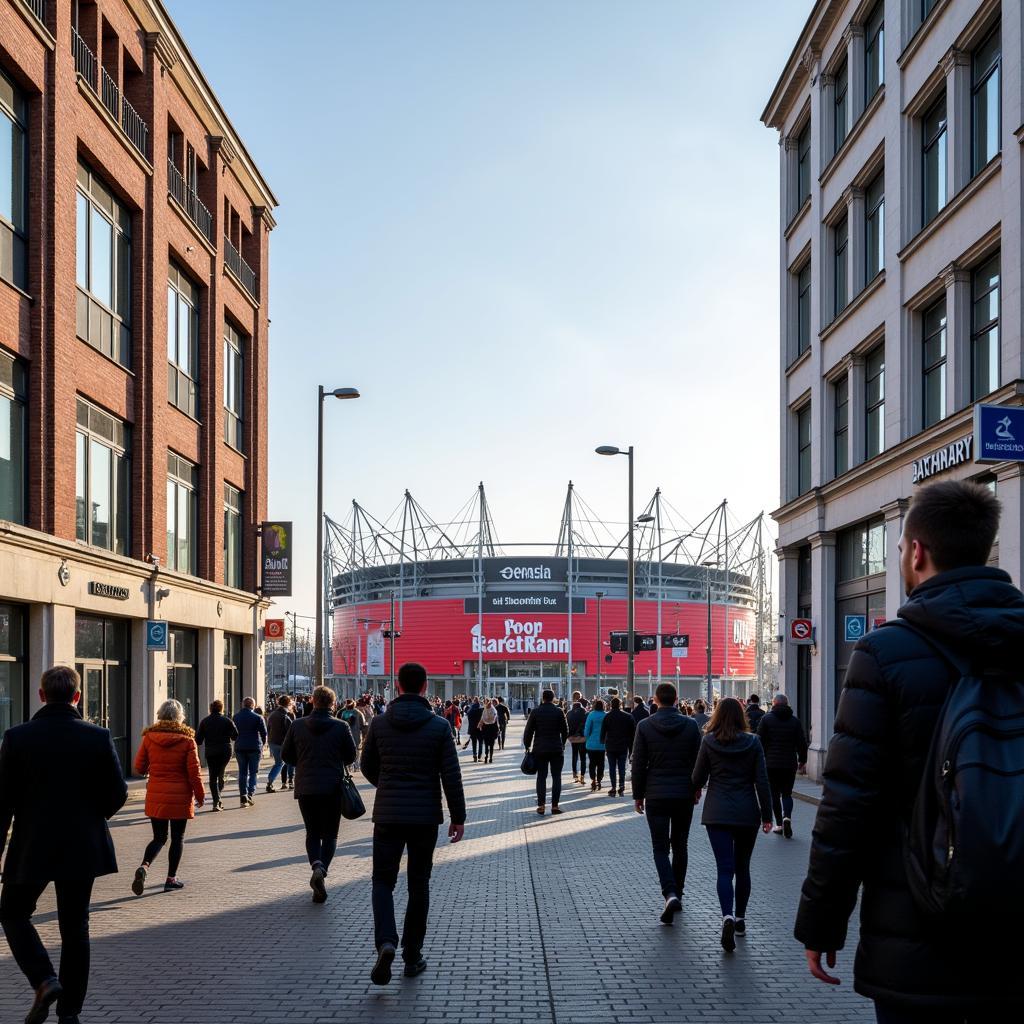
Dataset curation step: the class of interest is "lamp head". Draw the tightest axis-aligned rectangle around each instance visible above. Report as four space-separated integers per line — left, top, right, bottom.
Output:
636 514 655 524
595 445 620 456
331 387 360 400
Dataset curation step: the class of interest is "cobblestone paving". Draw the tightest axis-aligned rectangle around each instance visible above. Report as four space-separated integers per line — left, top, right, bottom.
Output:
0 720 872 1023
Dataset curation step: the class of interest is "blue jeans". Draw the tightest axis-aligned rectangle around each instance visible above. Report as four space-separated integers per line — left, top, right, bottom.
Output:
267 743 285 786
236 750 261 796
607 751 628 791
706 825 758 917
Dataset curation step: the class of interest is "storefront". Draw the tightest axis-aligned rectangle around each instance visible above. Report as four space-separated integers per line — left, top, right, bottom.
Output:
74 614 131 767
167 627 199 727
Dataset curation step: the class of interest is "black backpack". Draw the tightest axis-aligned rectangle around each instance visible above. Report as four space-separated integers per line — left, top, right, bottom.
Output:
891 621 1024 920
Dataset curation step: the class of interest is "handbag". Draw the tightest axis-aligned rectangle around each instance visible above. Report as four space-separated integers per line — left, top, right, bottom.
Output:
340 768 366 820
520 750 538 775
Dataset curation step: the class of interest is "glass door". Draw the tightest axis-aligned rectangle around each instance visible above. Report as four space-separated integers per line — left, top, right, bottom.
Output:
74 614 130 767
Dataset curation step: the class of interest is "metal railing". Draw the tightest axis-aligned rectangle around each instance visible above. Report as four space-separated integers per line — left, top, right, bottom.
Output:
100 66 120 123
224 235 258 300
72 28 96 89
25 0 46 26
121 96 149 160
167 159 214 242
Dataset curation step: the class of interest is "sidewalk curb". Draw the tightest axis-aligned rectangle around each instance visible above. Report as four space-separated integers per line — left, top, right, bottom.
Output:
793 788 821 807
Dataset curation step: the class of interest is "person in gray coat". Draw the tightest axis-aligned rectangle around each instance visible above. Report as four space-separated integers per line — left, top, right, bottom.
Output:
692 696 772 953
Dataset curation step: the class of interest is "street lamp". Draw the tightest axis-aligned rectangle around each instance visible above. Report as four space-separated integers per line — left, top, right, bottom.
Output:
595 591 604 695
596 445 638 692
315 386 360 687
702 558 718 705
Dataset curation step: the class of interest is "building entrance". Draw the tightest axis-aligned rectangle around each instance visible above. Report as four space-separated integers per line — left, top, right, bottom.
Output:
74 614 130 767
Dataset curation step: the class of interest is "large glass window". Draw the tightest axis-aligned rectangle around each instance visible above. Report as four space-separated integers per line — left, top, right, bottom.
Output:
75 399 130 554
923 297 947 428
864 2 884 103
796 405 812 497
796 262 811 357
922 93 947 225
74 614 129 768
167 451 198 574
833 216 848 318
865 344 885 459
168 627 198 727
833 59 849 154
839 517 886 581
833 376 848 477
0 70 27 291
796 121 811 208
865 171 884 281
0 349 26 524
76 161 131 367
972 28 1000 176
224 483 242 589
224 633 242 717
971 253 999 400
0 603 26 740
224 322 244 450
167 262 199 419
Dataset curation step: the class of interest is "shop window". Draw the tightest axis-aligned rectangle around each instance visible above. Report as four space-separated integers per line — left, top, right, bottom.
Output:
74 614 129 767
0 602 26 739
168 626 198 727
0 348 26 524
224 633 242 716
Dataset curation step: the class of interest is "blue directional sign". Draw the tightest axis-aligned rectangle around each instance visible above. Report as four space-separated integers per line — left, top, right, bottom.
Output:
844 615 867 643
974 404 1024 464
146 619 168 651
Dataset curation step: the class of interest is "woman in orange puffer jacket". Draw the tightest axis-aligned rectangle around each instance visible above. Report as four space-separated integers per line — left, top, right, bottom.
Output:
131 699 205 894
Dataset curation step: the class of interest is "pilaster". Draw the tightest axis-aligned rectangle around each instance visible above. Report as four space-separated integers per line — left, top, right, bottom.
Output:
808 531 837 777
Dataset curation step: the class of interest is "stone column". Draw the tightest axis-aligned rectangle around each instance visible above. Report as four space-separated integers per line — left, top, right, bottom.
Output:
941 48 971 197
845 24 865 122
942 263 971 413
846 185 865 298
849 352 866 467
808 531 837 779
820 74 835 165
776 546 801 697
27 603 77 714
881 499 909 618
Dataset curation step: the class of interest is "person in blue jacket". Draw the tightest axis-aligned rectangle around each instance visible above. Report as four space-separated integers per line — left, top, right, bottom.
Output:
232 697 268 807
583 699 607 791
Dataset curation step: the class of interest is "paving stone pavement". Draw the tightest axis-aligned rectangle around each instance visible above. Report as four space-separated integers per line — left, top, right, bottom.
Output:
0 719 872 1024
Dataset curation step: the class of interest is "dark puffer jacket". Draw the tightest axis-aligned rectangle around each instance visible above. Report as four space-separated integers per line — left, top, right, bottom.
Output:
361 694 466 826
631 708 701 802
756 704 807 774
195 712 238 759
523 701 568 754
565 703 587 738
280 709 356 798
265 706 293 746
745 703 765 731
600 708 636 754
795 567 1024 1011
691 732 771 828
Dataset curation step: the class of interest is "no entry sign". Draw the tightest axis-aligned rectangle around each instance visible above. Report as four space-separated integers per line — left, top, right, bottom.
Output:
790 618 814 645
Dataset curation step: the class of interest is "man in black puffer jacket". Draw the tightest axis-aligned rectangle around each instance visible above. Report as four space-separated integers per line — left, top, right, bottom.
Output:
600 697 636 797
523 689 568 814
632 682 702 925
796 480 1024 1020
362 664 465 986
744 694 765 732
756 693 807 837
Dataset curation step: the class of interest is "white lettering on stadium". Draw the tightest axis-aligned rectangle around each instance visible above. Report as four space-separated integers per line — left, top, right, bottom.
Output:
471 620 569 655
733 620 752 648
499 564 552 581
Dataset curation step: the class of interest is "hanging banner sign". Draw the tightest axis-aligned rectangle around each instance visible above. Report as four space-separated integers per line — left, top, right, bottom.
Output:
261 522 293 597
366 630 385 675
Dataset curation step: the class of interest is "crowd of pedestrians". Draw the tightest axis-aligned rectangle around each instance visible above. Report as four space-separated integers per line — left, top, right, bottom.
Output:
0 479 1020 1021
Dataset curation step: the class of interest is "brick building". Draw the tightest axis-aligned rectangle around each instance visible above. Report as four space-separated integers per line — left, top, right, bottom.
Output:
0 0 277 767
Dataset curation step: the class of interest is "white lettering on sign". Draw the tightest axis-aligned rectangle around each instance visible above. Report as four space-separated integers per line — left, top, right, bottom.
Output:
470 620 569 655
733 620 752 648
499 564 552 581
912 435 973 484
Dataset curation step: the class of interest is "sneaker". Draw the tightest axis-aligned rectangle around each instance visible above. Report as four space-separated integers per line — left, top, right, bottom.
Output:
608 788 617 798
211 802 222 812
240 796 248 808
163 878 184 891
551 806 563 815
266 783 276 793
246 795 255 806
772 825 783 834
404 957 427 978
618 787 625 796
591 780 597 791
660 895 682 925
537 805 545 816
26 976 62 1024
131 865 147 896
310 864 327 904
721 916 736 953
783 817 793 839
371 942 396 985
734 917 746 937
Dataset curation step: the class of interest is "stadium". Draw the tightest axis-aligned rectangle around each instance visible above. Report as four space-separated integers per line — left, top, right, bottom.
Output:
324 485 775 707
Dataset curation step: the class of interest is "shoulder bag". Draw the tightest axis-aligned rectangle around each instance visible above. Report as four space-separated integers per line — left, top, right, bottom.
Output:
340 768 366 820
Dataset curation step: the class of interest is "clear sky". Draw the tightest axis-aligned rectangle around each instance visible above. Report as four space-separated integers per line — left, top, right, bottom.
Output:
166 0 810 620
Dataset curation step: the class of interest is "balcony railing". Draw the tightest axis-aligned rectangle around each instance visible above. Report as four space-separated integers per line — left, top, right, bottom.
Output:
121 96 149 160
224 235 258 300
25 0 46 26
167 159 214 242
100 66 120 123
72 28 96 89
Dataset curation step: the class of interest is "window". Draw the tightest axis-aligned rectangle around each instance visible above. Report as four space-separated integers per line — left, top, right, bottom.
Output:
167 262 199 419
839 517 886 581
0 603 26 740
833 216 848 318
0 70 27 291
76 161 131 367
224 634 242 717
167 451 198 574
865 171 884 281
865 344 885 459
920 0 937 26
971 253 999 400
224 483 242 589
922 297 947 428
834 376 849 476
0 349 26 524
864 2 884 103
796 121 811 208
971 28 1000 176
168 627 198 727
833 59 849 154
922 93 947 225
796 405 812 497
75 399 130 554
796 262 811 357
223 322 244 450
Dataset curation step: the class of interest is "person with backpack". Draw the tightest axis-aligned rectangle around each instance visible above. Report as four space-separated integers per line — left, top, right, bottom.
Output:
796 480 1024 1021
756 693 807 837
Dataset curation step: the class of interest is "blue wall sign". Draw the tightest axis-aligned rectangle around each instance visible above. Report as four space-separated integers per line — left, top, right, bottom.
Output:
844 615 867 643
146 619 168 651
974 404 1024 464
